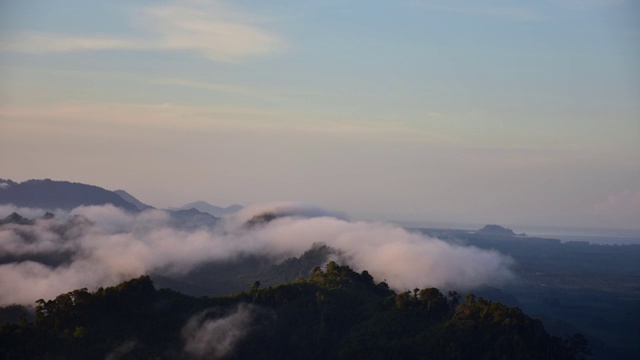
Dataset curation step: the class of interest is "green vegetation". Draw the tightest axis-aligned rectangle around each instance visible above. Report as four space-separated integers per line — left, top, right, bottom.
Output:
0 263 587 359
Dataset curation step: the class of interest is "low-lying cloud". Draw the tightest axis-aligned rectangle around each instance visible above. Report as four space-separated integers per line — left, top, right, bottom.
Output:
182 304 261 360
0 203 514 306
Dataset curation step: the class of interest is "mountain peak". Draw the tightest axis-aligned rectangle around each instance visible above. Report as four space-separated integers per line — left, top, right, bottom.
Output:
114 190 153 211
180 201 243 217
476 224 516 236
0 212 33 225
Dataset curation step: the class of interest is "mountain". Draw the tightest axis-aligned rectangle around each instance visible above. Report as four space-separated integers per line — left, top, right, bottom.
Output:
179 200 243 217
114 189 154 211
0 179 138 212
0 211 53 226
476 224 517 236
0 265 587 360
167 208 219 230
0 213 33 226
153 244 337 297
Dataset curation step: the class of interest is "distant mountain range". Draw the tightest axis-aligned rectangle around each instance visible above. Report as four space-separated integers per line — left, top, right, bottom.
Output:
0 178 139 212
0 178 241 229
0 178 242 215
176 200 243 217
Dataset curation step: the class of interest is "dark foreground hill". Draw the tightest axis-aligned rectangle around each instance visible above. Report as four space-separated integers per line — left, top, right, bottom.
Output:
0 179 138 212
0 263 588 360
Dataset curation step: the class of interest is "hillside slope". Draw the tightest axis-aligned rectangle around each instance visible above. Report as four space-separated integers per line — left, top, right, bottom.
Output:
0 264 587 360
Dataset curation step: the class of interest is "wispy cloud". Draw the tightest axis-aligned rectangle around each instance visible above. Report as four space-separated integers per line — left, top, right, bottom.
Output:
0 101 464 146
0 102 290 134
153 78 254 96
0 1 286 62
182 304 265 359
0 32 139 53
137 2 286 62
151 77 283 103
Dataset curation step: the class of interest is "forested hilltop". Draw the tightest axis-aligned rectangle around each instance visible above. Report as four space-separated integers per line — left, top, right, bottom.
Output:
0 263 588 360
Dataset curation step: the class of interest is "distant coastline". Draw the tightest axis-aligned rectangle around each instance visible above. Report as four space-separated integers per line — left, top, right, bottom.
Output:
390 219 640 246
523 233 640 246
513 226 640 245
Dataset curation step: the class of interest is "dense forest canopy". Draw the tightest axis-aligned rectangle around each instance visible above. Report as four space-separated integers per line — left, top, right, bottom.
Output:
0 263 589 360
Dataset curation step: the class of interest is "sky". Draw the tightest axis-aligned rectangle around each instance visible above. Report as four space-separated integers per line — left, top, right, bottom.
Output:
0 0 639 231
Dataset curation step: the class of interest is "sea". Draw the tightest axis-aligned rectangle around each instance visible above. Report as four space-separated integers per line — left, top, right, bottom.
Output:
507 224 640 245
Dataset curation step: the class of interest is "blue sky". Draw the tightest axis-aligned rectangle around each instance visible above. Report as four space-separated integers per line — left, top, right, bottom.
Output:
1 0 638 230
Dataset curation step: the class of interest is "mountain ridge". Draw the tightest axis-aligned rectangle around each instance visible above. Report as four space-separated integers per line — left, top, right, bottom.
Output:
179 200 243 217
114 189 154 211
0 178 138 212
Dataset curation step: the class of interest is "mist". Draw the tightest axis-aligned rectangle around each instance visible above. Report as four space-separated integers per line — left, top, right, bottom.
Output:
0 203 514 306
182 304 264 360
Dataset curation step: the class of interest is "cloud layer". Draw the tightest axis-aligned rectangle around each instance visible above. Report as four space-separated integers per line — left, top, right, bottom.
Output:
0 203 514 306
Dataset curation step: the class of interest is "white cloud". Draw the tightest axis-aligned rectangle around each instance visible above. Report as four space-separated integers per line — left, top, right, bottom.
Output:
0 203 514 305
138 2 285 62
0 1 286 62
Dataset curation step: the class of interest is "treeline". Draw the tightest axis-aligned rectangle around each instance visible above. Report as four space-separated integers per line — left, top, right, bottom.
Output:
0 262 589 359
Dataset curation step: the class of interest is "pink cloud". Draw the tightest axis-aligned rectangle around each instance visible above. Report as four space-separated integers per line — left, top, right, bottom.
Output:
593 190 640 213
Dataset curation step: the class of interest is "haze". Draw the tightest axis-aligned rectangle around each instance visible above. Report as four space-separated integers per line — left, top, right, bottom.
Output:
1 0 638 230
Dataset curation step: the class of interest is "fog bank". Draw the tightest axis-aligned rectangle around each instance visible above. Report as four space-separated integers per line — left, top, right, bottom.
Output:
0 203 514 305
